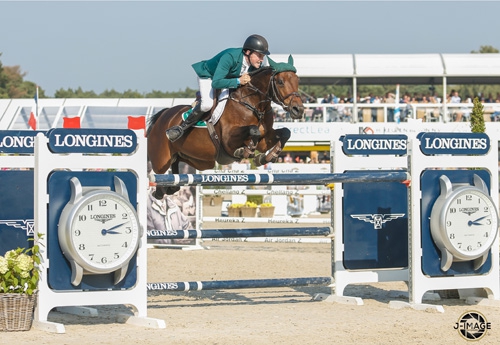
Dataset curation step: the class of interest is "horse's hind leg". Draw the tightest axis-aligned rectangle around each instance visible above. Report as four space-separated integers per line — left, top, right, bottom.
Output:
153 160 181 199
253 128 291 166
165 160 181 195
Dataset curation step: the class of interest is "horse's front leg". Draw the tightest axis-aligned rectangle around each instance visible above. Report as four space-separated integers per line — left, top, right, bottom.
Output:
253 128 291 167
233 125 261 159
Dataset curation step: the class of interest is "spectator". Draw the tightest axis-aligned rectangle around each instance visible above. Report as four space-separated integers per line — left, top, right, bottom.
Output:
146 186 194 245
370 93 381 122
383 92 396 122
336 98 351 122
449 89 463 121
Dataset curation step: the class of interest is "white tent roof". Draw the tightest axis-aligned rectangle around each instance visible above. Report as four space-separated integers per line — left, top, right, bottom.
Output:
270 53 500 85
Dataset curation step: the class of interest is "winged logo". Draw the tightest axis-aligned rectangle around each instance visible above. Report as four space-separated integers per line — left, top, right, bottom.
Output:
0 219 35 236
350 213 405 230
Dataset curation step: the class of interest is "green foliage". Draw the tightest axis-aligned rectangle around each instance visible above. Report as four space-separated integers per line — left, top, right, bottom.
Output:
246 195 263 205
0 53 44 99
0 238 42 295
53 86 197 98
470 97 486 133
54 87 98 98
471 45 499 54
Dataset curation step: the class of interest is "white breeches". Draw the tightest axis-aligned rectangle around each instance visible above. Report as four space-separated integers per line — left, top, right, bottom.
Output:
198 77 214 112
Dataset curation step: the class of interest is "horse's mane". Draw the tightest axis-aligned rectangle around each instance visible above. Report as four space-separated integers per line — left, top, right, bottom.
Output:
248 66 273 78
147 108 169 136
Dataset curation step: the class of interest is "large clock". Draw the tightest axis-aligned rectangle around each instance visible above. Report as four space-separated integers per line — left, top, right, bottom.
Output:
430 174 499 272
58 176 141 286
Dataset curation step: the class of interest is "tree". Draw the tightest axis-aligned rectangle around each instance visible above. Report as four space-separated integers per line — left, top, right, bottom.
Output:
471 45 499 54
0 52 44 99
54 87 98 98
470 97 485 133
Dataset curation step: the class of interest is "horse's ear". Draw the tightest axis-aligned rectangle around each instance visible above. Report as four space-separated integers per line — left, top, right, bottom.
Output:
288 55 294 66
267 56 277 68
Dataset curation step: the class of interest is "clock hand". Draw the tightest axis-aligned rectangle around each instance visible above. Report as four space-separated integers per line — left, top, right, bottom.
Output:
472 215 488 223
468 216 488 226
104 230 122 235
101 222 127 235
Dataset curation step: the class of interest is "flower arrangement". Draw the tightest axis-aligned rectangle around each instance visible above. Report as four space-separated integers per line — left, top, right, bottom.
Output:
227 203 244 209
258 202 275 217
0 241 41 296
244 201 258 208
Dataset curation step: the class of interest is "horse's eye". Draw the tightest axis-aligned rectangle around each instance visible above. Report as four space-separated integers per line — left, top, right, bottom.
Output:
277 78 285 86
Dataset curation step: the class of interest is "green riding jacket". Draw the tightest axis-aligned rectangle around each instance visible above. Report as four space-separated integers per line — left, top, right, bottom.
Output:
191 48 258 89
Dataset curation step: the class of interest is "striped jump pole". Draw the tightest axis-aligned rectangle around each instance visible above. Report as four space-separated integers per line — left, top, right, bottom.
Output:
147 276 333 292
147 226 333 240
151 171 411 187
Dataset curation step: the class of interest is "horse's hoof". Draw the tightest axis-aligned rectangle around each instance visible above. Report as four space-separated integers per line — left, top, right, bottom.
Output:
166 187 180 195
253 154 267 167
234 148 244 158
234 147 255 159
153 189 165 200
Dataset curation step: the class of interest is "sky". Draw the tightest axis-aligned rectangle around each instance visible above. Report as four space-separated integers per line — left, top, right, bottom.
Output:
1 0 500 97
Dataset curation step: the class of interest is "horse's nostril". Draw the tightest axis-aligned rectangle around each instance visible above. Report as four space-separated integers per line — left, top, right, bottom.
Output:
294 106 304 116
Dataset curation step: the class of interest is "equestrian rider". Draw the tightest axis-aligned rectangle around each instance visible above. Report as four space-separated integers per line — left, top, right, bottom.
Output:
165 34 270 142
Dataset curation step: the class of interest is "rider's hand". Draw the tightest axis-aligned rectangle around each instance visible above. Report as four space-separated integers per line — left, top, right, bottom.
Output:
239 73 251 85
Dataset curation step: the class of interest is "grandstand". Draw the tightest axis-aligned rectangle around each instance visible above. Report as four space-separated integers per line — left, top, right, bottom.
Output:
1 53 500 130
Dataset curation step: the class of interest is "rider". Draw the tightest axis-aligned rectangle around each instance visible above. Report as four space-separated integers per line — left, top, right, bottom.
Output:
165 34 270 142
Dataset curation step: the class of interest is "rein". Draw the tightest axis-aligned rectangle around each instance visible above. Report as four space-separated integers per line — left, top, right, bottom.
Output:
229 70 299 121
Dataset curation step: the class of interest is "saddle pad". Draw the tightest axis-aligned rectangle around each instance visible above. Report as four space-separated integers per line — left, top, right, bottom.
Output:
182 89 229 127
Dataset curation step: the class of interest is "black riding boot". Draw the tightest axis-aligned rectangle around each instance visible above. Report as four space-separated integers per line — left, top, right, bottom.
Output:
166 104 204 142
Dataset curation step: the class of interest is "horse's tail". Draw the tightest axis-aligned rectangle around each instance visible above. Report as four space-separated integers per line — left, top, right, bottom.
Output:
146 108 169 137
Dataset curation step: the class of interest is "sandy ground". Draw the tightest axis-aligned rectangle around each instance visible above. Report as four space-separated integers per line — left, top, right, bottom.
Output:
2 217 500 344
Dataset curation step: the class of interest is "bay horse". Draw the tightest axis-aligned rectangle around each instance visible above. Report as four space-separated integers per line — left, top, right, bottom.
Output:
147 55 304 198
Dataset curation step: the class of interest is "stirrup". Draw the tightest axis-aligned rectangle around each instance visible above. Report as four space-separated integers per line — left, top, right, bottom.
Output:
166 126 184 142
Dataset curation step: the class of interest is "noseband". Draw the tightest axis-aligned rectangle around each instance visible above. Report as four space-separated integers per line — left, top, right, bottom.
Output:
229 70 300 120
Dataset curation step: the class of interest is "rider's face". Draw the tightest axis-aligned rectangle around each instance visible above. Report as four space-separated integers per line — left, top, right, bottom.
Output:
248 51 265 68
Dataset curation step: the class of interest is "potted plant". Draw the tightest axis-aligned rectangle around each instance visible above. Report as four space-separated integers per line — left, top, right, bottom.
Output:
240 201 258 217
259 202 275 218
0 240 41 332
226 203 243 217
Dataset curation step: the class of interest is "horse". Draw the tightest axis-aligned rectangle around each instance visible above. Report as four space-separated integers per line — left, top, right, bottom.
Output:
147 55 304 198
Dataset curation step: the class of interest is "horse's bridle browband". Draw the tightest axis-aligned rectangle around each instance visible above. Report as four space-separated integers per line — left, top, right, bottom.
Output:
229 71 300 121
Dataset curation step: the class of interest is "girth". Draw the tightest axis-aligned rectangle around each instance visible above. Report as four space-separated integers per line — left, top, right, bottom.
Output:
206 120 240 165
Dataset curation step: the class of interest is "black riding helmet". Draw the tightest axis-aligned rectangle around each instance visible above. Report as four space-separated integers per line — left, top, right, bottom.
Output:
243 34 270 55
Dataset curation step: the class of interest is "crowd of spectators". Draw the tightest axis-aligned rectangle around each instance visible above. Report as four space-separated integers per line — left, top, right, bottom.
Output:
272 90 500 123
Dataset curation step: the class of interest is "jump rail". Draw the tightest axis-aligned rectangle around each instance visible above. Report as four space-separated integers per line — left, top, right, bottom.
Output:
148 171 410 294
147 226 333 240
151 171 411 186
147 277 333 292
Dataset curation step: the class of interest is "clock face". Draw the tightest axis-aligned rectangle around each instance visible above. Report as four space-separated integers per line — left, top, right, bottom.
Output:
444 188 498 258
69 191 140 272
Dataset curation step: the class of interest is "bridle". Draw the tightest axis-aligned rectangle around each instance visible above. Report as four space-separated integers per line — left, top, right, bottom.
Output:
269 72 301 111
229 69 300 121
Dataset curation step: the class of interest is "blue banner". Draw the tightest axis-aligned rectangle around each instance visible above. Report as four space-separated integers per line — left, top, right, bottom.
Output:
47 128 138 154
341 134 407 156
0 130 44 154
418 132 490 155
